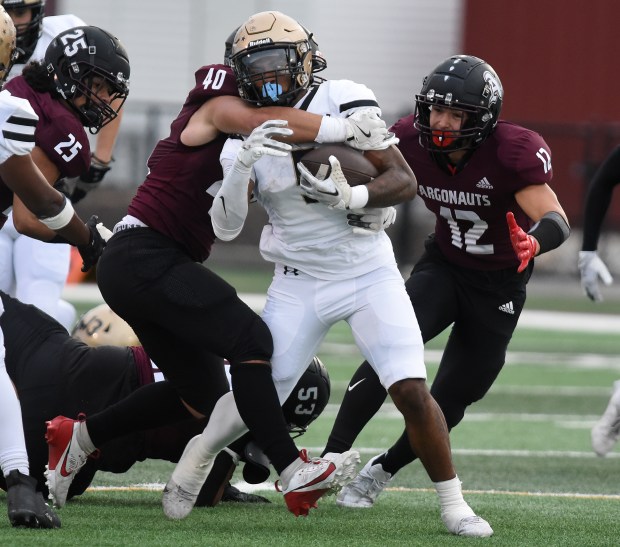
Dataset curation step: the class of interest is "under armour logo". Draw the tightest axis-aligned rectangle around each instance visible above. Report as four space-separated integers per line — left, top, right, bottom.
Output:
283 266 299 276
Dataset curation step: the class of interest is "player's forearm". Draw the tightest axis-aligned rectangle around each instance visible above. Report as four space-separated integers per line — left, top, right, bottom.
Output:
211 162 252 242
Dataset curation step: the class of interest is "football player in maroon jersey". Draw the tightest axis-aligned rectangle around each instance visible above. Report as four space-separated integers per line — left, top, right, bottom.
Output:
328 55 571 508
44 22 392 516
0 13 112 528
0 2 127 331
0 24 129 330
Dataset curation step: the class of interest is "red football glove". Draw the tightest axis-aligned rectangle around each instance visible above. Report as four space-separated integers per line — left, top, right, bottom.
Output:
506 212 537 273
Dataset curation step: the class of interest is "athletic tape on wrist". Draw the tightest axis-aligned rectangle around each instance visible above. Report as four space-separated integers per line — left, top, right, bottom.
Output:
316 116 348 143
38 196 75 230
348 185 369 210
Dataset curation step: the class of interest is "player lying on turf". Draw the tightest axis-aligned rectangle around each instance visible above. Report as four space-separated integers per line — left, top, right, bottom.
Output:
0 294 331 507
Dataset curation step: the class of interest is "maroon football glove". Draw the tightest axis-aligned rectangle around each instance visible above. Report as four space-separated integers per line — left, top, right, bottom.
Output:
506 211 537 273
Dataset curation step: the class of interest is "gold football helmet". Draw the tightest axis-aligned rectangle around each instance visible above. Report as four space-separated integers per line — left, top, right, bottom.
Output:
72 303 140 347
230 11 313 106
0 5 16 84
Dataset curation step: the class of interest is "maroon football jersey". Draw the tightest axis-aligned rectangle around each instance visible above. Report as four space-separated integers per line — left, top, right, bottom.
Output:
128 64 239 263
392 115 553 270
4 76 91 178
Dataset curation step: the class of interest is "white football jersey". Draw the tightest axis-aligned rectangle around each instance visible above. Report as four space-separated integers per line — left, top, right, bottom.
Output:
220 80 396 280
8 14 86 80
0 90 38 165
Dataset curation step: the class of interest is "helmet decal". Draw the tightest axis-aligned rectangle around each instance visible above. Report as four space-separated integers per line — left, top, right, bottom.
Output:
483 70 503 108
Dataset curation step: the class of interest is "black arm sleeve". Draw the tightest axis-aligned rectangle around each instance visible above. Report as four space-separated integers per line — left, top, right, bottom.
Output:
582 146 620 250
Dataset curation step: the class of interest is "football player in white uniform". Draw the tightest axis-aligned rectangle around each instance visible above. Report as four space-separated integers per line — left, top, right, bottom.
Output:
0 5 105 528
0 0 123 331
171 11 493 538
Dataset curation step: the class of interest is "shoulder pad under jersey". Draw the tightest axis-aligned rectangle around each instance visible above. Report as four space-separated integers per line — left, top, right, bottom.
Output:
0 91 38 162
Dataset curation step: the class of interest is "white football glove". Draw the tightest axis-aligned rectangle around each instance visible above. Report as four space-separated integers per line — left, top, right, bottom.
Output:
344 109 400 151
578 250 613 302
347 206 397 235
237 120 293 168
297 155 352 209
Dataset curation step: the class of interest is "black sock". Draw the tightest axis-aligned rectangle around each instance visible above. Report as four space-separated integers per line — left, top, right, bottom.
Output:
195 451 236 507
379 430 417 475
322 361 388 456
229 363 298 474
87 381 192 447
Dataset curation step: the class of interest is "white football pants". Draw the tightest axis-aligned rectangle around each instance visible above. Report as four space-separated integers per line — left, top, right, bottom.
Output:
262 263 427 403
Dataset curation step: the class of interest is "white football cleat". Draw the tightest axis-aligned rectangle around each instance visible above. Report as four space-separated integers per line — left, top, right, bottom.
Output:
446 515 494 538
336 453 392 508
45 416 90 508
277 449 360 516
162 435 214 520
591 380 620 457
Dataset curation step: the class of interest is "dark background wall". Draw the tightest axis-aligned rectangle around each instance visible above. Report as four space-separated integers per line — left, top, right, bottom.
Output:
464 0 620 229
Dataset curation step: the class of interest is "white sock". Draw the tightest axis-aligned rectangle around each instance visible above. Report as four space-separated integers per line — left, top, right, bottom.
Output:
194 392 249 462
435 476 475 522
76 421 97 455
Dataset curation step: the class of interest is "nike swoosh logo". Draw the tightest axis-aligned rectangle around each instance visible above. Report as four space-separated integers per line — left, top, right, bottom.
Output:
219 195 227 215
347 378 366 392
59 444 75 477
353 123 371 138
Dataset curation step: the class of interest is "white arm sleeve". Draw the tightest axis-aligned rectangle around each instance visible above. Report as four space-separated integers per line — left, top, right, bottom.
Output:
211 139 252 242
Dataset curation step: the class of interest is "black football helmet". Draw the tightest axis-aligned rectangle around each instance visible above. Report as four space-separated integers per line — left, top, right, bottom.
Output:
44 26 130 134
1 0 45 65
414 55 503 153
223 26 238 67
230 11 313 106
282 356 331 438
239 356 331 484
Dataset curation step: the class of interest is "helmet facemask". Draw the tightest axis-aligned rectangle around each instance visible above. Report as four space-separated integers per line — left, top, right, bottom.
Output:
232 42 311 106
414 98 489 153
230 11 313 107
58 61 129 134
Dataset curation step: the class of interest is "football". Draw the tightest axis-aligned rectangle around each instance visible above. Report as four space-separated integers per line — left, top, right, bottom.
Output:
299 144 378 186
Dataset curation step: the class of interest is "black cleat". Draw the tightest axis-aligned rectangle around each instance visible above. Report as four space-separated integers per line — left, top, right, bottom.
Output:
6 470 61 529
221 484 270 504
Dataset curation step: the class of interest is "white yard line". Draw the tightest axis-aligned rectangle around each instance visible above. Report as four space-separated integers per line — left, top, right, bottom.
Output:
63 285 620 334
